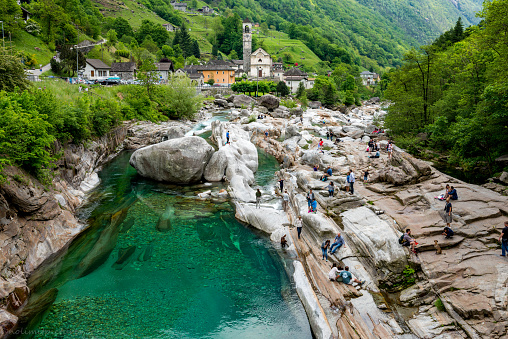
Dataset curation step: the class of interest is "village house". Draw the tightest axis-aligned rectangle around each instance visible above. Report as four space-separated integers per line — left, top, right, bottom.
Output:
272 62 284 81
170 1 187 12
110 62 137 80
196 63 235 86
83 59 110 80
283 67 313 93
197 6 214 14
175 65 205 85
162 23 177 32
249 48 272 78
360 71 380 86
154 61 175 82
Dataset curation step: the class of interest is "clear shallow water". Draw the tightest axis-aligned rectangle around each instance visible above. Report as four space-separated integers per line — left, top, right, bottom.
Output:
25 148 310 338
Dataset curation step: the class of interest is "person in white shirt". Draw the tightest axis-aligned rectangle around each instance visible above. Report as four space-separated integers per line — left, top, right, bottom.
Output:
348 169 355 195
328 263 342 281
282 190 290 212
295 215 303 239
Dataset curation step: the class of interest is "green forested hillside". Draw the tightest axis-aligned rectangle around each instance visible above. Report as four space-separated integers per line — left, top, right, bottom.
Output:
356 0 484 43
383 0 508 178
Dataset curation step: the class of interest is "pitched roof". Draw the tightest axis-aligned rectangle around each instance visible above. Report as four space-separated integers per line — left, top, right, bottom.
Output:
196 64 234 71
207 60 234 66
110 62 136 72
283 67 307 77
231 60 244 65
155 62 175 72
243 18 251 23
252 48 270 57
86 59 110 69
360 71 375 75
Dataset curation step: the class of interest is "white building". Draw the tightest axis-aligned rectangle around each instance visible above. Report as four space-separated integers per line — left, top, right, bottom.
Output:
162 23 177 32
283 67 313 93
360 71 380 86
154 61 175 82
83 59 110 80
249 48 272 78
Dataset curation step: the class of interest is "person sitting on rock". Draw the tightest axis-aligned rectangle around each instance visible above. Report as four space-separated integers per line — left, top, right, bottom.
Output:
328 263 343 281
313 164 320 171
402 229 417 253
447 186 458 200
281 235 288 248
325 182 335 197
369 151 380 159
437 184 450 201
326 166 333 177
443 226 454 239
330 233 346 254
339 266 365 285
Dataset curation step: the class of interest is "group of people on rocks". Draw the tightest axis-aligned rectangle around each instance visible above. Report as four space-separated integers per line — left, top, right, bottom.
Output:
328 264 365 285
320 233 346 261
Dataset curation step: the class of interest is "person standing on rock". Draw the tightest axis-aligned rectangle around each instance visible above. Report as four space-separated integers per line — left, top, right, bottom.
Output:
441 197 453 228
330 233 346 254
307 190 315 209
256 189 262 209
226 130 230 144
363 170 369 182
499 221 508 257
282 189 290 212
326 182 335 197
387 141 393 160
296 215 303 239
321 239 330 261
278 178 284 192
326 131 330 140
264 130 269 140
318 138 324 153
348 169 355 195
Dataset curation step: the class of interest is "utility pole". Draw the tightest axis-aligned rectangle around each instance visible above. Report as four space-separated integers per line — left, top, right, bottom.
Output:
75 45 78 82
0 22 4 48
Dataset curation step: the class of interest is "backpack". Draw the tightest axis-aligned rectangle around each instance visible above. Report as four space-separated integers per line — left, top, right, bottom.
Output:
398 234 405 244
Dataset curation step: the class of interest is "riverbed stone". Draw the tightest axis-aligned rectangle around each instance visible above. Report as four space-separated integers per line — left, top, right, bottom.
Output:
129 136 214 184
259 94 280 110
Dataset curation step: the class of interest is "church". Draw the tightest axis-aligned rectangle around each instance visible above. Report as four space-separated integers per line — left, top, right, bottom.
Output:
242 19 273 79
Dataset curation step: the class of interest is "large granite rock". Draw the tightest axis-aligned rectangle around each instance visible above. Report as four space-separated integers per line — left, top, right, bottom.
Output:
259 94 280 110
308 101 321 109
341 207 408 274
210 121 258 201
286 125 301 138
233 94 255 108
129 136 214 184
214 98 228 107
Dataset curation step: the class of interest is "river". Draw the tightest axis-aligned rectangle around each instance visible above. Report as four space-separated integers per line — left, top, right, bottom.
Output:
21 115 311 338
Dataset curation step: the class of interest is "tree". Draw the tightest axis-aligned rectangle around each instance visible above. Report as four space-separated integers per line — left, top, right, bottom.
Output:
158 75 201 119
228 50 238 60
59 45 86 77
162 45 174 58
192 40 201 58
190 0 198 9
277 81 290 97
212 44 219 57
295 81 305 98
107 29 118 47
260 22 269 36
207 78 215 86
0 49 29 91
141 35 159 54
186 55 199 65
138 59 159 99
112 17 134 39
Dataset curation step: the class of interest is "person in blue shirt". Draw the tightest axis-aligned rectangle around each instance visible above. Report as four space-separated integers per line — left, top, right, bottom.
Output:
326 166 333 177
339 266 365 285
447 186 458 200
310 199 317 213
226 131 230 144
329 233 346 254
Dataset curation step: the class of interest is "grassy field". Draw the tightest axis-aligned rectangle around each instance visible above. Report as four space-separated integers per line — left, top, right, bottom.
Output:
95 0 167 28
180 13 216 54
11 31 54 67
255 29 322 70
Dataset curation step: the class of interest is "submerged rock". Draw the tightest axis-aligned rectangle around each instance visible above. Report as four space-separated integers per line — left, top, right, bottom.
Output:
129 136 214 184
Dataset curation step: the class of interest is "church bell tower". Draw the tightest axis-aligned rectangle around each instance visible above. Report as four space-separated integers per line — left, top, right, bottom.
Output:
242 19 252 76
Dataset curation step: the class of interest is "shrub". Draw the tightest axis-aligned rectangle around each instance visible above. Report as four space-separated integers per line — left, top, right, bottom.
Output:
434 298 445 312
115 50 130 58
281 98 297 108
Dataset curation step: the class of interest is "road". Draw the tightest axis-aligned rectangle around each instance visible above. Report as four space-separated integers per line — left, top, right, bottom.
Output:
27 39 107 76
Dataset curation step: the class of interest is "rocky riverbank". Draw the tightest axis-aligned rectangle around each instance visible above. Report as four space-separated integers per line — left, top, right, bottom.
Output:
198 94 507 339
0 119 196 336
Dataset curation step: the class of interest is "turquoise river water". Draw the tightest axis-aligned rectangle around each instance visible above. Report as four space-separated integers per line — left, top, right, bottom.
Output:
22 137 311 338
